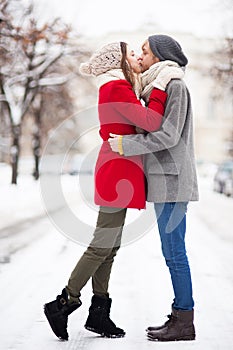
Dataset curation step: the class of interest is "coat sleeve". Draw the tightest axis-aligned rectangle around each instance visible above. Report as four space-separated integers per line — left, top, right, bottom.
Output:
110 81 167 132
122 80 189 156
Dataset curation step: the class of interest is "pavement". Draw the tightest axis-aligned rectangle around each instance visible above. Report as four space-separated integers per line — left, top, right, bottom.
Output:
0 176 233 350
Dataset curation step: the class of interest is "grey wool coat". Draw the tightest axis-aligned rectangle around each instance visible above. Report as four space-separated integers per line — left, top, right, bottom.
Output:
122 79 199 203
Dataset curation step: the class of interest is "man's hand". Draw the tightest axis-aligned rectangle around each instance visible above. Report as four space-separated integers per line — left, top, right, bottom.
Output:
108 133 122 153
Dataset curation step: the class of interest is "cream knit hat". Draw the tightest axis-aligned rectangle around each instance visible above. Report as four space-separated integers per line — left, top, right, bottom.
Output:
79 42 122 76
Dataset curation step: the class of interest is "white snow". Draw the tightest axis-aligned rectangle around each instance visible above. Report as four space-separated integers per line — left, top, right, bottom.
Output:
0 167 233 350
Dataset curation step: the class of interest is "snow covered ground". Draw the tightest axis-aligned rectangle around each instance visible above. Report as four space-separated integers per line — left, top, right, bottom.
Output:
0 166 233 350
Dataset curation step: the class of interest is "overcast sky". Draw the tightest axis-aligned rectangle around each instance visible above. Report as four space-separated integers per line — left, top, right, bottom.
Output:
33 0 232 38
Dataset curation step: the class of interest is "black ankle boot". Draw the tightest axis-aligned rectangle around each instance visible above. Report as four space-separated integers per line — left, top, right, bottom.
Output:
84 295 125 338
44 288 81 341
147 308 195 342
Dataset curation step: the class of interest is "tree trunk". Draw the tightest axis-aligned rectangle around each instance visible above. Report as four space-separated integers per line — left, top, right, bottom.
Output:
32 132 40 180
32 109 41 180
11 125 21 185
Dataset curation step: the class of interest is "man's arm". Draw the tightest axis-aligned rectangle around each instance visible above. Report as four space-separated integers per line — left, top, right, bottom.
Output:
121 80 189 156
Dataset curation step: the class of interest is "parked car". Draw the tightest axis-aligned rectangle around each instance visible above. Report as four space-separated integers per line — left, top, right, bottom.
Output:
196 160 217 178
213 160 233 196
223 170 233 197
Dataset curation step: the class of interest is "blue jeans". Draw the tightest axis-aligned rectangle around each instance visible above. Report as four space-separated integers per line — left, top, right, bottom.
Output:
154 202 194 311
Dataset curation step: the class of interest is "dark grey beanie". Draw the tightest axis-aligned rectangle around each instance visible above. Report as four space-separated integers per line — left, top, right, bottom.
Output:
148 34 188 66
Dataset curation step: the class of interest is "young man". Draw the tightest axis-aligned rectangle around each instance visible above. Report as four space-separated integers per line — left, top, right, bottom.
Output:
109 34 199 342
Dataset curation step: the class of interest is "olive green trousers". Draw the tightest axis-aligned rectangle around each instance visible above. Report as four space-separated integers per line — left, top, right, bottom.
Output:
66 206 127 303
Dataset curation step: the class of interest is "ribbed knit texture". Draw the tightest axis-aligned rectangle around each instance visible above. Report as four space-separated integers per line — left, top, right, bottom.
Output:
148 35 188 67
140 60 184 102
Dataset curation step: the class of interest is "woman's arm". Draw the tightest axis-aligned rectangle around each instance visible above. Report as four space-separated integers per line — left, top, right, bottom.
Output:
122 81 188 155
109 80 188 156
110 81 167 132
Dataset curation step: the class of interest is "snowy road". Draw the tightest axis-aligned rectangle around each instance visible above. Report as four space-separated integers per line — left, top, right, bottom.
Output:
0 175 233 350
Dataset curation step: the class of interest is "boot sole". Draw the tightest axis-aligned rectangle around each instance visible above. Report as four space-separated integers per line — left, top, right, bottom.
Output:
44 304 68 341
148 334 195 342
85 326 125 338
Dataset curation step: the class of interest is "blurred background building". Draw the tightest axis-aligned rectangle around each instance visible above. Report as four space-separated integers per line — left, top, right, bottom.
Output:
18 29 233 164
0 0 232 183
86 28 232 164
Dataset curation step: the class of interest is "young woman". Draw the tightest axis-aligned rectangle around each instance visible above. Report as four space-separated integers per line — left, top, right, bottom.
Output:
44 41 181 341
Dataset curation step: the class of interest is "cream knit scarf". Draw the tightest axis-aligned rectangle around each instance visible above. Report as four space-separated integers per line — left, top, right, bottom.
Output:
96 69 125 89
140 60 182 103
96 69 141 99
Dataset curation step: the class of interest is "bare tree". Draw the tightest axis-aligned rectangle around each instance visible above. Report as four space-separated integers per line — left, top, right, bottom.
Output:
210 0 233 157
211 38 233 157
0 0 90 183
211 38 233 93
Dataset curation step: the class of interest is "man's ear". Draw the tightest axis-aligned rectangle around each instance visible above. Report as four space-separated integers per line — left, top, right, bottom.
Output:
153 56 160 63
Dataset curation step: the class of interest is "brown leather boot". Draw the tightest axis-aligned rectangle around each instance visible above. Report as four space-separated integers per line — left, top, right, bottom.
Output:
147 308 195 342
146 314 172 332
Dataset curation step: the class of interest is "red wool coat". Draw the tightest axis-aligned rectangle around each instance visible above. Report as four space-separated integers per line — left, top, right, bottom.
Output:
94 79 167 209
